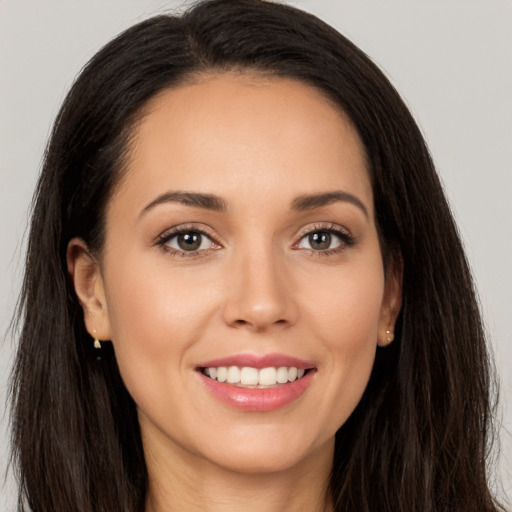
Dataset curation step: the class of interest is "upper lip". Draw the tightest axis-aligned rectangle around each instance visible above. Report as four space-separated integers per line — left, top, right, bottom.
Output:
197 353 316 370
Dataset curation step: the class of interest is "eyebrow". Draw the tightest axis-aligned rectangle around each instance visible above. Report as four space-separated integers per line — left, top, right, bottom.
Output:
140 189 368 218
291 191 368 218
140 191 228 217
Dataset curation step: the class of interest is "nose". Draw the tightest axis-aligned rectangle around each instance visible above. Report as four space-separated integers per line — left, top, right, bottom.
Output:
222 245 298 332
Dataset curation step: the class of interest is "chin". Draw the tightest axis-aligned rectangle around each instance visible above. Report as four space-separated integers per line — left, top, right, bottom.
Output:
196 428 332 475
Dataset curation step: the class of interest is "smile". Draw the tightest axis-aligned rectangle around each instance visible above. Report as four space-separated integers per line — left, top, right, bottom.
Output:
196 354 316 412
201 366 307 388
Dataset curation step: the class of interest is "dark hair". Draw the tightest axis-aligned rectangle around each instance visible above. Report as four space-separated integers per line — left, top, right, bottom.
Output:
10 1 503 510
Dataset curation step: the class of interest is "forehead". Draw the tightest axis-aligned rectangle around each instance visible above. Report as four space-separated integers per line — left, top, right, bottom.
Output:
114 73 372 217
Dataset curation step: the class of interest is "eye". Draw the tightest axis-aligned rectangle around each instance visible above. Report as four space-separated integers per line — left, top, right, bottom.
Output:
295 226 353 253
160 229 218 254
298 231 341 251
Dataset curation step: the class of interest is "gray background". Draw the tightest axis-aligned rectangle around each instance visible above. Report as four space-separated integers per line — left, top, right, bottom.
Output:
1 0 511 508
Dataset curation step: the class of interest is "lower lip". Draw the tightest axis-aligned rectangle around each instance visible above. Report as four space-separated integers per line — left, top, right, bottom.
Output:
198 370 315 412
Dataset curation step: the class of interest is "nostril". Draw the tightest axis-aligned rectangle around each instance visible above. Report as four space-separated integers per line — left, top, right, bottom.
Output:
230 317 289 332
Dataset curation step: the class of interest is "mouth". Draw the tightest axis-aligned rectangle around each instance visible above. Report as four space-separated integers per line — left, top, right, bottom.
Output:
196 354 316 412
199 365 310 388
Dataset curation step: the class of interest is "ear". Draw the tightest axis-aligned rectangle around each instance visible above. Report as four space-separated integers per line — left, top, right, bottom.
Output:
377 253 403 347
67 238 111 341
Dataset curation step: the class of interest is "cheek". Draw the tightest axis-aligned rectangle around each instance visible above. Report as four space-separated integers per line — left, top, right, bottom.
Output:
101 253 220 407
105 248 216 340
300 259 384 431
304 256 385 347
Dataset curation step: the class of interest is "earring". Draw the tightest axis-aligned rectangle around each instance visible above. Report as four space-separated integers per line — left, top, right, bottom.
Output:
93 329 101 349
378 329 395 347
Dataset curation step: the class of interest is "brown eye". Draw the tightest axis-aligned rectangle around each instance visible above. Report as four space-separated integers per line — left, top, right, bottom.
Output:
177 232 202 251
296 229 345 252
164 230 214 253
308 232 332 250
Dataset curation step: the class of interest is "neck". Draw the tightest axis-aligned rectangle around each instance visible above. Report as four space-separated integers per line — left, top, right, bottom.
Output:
143 432 334 512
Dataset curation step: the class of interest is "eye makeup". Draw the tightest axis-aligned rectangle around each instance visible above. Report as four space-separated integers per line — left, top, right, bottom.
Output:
155 221 356 259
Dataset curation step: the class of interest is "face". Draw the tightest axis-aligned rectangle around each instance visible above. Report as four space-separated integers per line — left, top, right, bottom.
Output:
70 73 401 475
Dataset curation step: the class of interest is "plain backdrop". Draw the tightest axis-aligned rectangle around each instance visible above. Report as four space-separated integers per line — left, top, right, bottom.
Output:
1 0 511 509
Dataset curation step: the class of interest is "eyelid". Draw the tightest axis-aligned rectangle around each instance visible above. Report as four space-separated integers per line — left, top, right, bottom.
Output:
154 221 354 258
155 223 222 255
292 222 355 252
294 222 353 241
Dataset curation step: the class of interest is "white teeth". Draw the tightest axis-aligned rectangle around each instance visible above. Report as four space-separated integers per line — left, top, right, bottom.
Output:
216 367 228 383
227 366 241 384
276 367 289 384
240 367 259 386
202 366 309 387
259 367 277 386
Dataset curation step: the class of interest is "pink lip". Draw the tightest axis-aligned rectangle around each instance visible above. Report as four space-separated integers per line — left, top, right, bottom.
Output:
196 353 316 412
197 353 315 370
197 370 315 412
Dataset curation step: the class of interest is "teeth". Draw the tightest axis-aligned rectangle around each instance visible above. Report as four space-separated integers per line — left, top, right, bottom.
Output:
240 367 259 386
202 366 309 387
276 367 288 384
259 367 277 386
227 366 241 384
216 367 228 383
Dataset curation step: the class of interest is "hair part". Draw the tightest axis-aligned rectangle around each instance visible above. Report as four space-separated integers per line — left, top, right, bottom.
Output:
10 1 503 511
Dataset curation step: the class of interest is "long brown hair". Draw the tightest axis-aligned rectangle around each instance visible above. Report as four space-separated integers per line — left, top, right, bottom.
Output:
10 1 503 510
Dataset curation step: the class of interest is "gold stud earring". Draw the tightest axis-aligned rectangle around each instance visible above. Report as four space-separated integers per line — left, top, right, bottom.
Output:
386 329 394 343
93 329 101 349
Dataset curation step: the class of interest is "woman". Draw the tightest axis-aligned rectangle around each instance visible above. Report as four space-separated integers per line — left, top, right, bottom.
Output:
9 0 505 510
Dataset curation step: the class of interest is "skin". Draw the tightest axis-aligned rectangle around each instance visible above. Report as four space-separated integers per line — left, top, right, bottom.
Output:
68 73 402 512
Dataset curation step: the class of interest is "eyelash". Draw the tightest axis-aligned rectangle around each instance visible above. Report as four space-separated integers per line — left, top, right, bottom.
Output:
156 224 218 259
156 223 355 258
293 223 355 256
